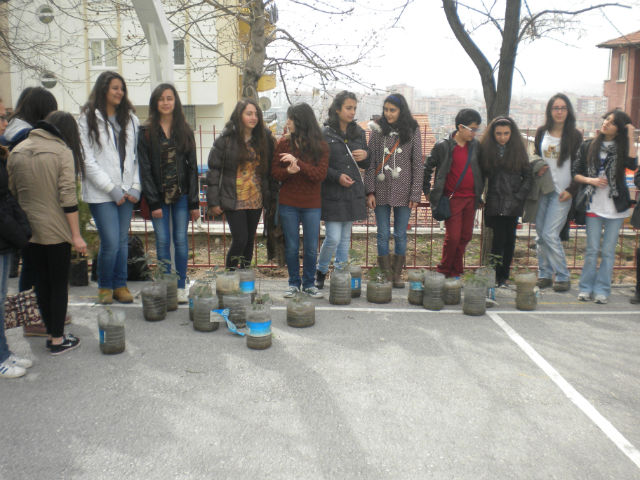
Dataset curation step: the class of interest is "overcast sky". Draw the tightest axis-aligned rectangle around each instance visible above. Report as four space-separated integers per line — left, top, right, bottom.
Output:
277 0 640 100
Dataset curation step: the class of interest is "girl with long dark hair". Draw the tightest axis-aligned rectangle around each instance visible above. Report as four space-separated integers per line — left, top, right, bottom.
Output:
572 110 637 304
533 93 583 292
480 116 533 287
79 71 140 304
364 93 423 287
314 91 370 288
9 111 87 355
138 84 199 303
207 99 278 270
272 103 329 298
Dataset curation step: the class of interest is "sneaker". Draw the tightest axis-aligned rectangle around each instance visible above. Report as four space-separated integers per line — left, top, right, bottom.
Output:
578 292 593 301
303 287 324 299
113 287 133 304
594 295 608 304
50 334 81 356
553 281 571 292
46 339 51 351
0 360 26 378
497 279 509 288
630 290 640 305
177 288 189 304
314 270 327 289
536 278 553 289
283 286 300 298
7 354 33 369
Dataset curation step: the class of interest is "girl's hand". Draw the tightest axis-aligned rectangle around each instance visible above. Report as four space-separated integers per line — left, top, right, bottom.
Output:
211 206 223 216
352 149 367 162
190 209 200 221
339 174 354 187
367 194 376 209
152 209 163 218
117 197 126 206
287 162 300 174
73 235 87 255
592 177 608 188
559 191 572 202
538 166 549 177
125 194 137 203
409 201 419 209
280 153 297 164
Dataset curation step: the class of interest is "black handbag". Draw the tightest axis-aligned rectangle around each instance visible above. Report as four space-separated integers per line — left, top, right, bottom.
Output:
433 144 474 222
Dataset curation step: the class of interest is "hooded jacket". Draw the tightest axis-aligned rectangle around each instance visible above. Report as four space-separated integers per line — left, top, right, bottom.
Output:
0 118 32 151
321 124 370 222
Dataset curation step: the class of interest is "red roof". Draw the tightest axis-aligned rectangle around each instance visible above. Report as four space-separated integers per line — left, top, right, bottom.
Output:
597 30 640 48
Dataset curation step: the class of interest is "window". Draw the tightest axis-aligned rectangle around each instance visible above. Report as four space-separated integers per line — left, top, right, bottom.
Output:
618 52 627 81
36 5 54 24
40 72 57 89
173 39 185 66
183 105 195 129
605 50 611 81
90 39 118 68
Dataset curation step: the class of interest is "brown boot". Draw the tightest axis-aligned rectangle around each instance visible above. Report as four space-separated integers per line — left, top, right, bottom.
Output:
113 286 133 304
392 254 406 288
377 255 393 284
98 288 113 304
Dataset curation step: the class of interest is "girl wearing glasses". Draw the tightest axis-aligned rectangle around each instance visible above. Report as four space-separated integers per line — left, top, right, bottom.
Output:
532 93 583 292
572 111 637 304
480 117 533 287
364 94 423 287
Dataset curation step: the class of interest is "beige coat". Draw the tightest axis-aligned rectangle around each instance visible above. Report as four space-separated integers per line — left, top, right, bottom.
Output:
8 129 77 245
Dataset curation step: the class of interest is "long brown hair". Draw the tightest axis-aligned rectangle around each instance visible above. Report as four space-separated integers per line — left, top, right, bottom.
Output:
81 71 135 151
586 109 632 185
480 116 529 173
225 99 270 176
286 103 326 165
144 83 195 155
45 111 85 177
542 93 579 167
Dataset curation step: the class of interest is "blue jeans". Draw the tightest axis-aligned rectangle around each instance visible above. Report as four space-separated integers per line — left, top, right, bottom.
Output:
579 215 625 298
535 192 571 282
150 195 189 288
316 221 353 274
374 205 411 256
90 201 134 290
279 205 321 289
0 254 12 363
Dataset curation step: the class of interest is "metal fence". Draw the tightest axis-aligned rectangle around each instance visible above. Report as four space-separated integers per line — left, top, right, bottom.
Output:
130 127 639 275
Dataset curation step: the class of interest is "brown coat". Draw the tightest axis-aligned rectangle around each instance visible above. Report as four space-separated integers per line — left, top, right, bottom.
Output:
8 129 77 245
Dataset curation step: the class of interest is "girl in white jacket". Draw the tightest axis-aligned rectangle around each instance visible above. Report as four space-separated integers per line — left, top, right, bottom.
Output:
80 71 140 304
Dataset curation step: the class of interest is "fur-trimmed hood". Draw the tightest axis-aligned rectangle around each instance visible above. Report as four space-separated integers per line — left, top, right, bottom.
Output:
368 121 382 134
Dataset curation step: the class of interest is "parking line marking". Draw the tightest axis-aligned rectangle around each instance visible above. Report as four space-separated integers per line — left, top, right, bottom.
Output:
488 312 640 470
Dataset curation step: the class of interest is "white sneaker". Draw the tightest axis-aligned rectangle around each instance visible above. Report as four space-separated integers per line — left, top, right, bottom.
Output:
0 359 27 378
303 286 324 299
578 292 592 301
177 288 189 304
8 354 33 369
594 295 608 304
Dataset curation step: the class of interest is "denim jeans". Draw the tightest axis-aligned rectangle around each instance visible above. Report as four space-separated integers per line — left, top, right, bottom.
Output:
89 200 134 290
150 194 190 288
0 254 12 363
374 205 411 256
535 192 571 282
279 204 321 289
316 221 353 274
579 215 625 298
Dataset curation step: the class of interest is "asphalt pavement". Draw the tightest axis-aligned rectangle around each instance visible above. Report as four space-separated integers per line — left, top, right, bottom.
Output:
2 276 639 479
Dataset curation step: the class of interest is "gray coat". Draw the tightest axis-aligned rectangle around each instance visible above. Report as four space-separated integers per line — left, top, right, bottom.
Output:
422 132 484 210
321 125 371 222
522 154 555 223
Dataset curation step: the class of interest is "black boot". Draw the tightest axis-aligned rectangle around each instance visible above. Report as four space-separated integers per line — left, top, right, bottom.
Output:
314 270 326 289
631 289 640 305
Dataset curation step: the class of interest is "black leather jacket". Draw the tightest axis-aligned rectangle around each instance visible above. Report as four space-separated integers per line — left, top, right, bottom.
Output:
0 152 31 255
483 163 533 218
321 125 371 222
137 126 200 212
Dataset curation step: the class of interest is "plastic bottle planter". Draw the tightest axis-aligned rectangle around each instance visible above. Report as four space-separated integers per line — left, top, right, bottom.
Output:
237 268 256 303
188 282 198 321
476 266 496 304
366 281 392 304
407 270 425 306
423 271 445 311
463 285 487 316
349 265 362 298
98 309 125 355
444 278 462 305
193 295 220 332
141 282 167 322
246 305 272 350
216 271 240 309
163 275 179 312
515 272 537 311
223 293 252 328
286 296 315 328
329 269 352 305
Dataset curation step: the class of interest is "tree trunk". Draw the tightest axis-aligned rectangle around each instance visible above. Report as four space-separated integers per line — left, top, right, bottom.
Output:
241 0 267 101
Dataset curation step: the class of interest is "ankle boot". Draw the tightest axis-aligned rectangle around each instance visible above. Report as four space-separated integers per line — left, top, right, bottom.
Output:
314 270 326 289
392 254 406 288
377 255 393 284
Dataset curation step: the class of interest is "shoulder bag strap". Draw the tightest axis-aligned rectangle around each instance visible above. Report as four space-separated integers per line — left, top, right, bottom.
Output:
375 139 401 175
448 143 474 199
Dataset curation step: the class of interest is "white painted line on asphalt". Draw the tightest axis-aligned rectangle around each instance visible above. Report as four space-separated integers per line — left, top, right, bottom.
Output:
488 311 640 470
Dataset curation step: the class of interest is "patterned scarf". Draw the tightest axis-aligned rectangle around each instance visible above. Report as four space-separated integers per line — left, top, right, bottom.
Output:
579 142 619 210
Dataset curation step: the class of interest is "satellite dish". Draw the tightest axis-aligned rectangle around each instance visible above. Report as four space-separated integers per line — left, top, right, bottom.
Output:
258 96 272 112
